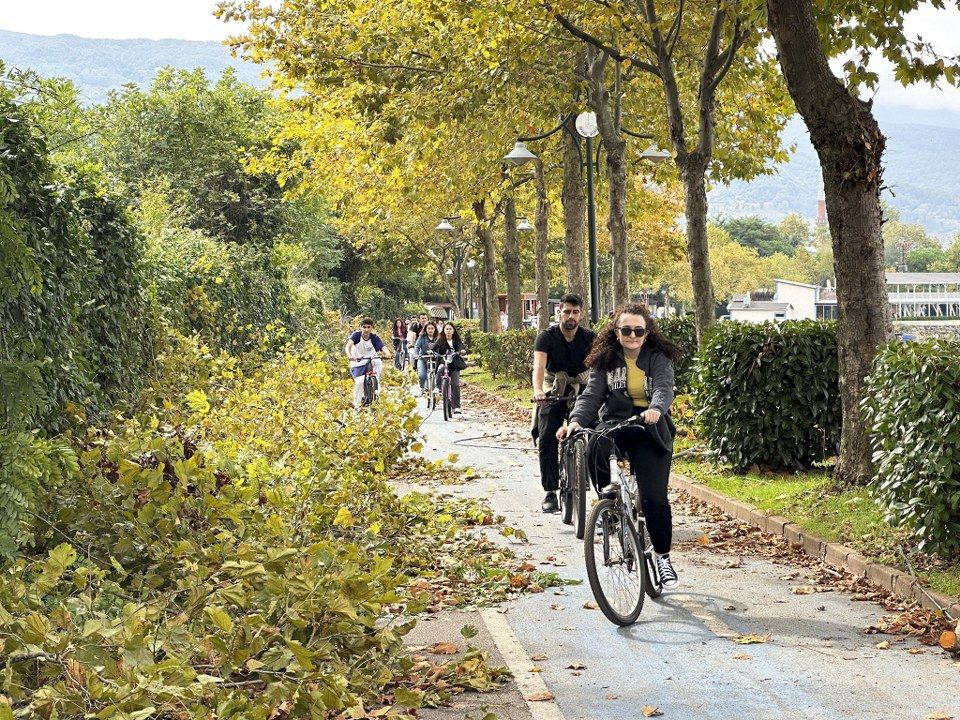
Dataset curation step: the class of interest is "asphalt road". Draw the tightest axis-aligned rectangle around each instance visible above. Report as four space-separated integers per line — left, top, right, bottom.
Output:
409 389 959 720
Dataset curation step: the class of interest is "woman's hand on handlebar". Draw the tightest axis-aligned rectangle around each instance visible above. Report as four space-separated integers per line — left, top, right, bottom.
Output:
641 409 661 425
556 421 581 441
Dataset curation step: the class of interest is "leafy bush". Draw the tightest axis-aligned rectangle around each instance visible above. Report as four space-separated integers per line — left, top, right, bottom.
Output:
1 345 545 717
658 314 697 393
693 320 841 471
145 226 294 355
1 98 152 433
470 329 537 381
862 339 960 555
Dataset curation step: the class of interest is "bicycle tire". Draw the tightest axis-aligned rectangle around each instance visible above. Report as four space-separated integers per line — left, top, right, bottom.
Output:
442 378 452 421
572 436 587 540
639 519 664 599
584 498 645 626
559 443 573 525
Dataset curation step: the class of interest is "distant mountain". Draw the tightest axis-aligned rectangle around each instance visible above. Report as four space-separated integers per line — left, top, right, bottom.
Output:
3 28 958 235
709 115 960 237
0 28 264 104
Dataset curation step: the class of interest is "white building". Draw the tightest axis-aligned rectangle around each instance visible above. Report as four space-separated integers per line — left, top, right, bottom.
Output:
728 273 960 323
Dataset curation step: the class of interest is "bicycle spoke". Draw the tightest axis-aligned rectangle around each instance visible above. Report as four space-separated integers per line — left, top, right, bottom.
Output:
589 505 643 618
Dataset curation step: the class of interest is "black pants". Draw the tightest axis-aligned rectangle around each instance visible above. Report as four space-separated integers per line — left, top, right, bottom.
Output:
537 400 569 491
587 425 673 554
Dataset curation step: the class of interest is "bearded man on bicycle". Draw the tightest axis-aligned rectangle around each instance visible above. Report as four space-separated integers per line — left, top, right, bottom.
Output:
557 303 681 589
532 293 596 514
345 318 390 407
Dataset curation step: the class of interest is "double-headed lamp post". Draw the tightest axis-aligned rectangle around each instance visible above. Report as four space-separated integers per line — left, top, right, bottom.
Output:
505 112 670 325
436 217 467 320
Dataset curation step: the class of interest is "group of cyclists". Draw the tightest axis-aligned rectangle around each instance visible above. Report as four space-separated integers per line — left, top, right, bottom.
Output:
345 291 680 590
345 313 468 416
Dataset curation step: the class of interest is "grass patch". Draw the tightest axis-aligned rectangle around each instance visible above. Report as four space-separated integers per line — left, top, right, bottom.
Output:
462 366 529 408
676 458 960 601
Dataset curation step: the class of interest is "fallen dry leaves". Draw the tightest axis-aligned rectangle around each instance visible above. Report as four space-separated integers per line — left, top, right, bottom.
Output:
530 653 547 661
642 706 664 717
735 634 771 645
525 691 554 702
427 642 458 655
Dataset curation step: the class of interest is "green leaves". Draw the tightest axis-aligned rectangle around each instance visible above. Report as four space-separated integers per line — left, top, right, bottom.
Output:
693 320 841 471
863 338 960 555
0 341 528 717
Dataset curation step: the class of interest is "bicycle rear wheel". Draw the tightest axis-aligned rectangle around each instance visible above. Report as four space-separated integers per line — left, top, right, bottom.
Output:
559 442 573 525
584 498 645 626
571 436 587 540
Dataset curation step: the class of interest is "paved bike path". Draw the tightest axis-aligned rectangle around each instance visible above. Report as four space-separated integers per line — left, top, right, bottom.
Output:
413 391 959 720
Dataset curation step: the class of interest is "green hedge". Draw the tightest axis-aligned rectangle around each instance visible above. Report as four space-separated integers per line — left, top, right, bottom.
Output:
657 314 697 393
862 339 960 555
693 320 841 471
470 329 537 382
1 103 152 432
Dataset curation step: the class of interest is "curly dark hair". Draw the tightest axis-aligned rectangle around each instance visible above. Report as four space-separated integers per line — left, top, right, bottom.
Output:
585 303 682 371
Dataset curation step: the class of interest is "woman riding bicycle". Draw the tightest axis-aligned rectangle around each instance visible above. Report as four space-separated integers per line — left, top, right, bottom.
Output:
413 321 441 394
557 303 682 588
432 322 468 416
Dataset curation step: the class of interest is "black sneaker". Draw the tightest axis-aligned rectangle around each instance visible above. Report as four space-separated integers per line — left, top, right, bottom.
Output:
541 492 559 513
656 553 679 589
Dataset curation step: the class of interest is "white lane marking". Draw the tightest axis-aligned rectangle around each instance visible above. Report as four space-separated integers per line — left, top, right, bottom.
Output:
479 607 568 720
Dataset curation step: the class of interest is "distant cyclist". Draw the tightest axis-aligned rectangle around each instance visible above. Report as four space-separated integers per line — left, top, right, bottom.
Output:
413 321 441 394
557 303 681 588
344 318 390 407
531 293 595 513
432 322 468 416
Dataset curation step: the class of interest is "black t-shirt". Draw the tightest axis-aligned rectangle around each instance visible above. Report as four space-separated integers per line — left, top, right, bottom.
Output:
534 325 596 376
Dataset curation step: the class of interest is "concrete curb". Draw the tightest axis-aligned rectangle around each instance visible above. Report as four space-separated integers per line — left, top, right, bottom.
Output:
671 472 960 622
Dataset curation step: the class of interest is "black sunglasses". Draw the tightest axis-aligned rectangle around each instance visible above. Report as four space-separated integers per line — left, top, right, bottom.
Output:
616 326 648 337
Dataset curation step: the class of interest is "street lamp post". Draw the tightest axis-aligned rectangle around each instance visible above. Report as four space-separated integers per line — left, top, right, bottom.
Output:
505 113 668 325
437 217 471 322
466 259 477 319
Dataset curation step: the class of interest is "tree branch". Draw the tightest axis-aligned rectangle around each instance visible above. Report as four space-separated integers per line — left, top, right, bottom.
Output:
320 53 443 75
708 21 749 95
552 12 663 77
665 0 685 58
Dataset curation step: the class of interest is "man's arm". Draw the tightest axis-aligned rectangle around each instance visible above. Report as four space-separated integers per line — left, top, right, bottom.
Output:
532 351 548 401
345 338 356 359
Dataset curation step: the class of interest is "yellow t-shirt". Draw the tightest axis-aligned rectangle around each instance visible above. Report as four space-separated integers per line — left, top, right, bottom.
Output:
625 361 649 408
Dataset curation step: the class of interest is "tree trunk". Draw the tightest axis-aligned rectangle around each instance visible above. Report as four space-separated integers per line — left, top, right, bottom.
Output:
534 160 551 330
606 142 629 307
503 195 523 330
767 0 891 486
561 115 587 308
473 199 502 333
679 156 716 341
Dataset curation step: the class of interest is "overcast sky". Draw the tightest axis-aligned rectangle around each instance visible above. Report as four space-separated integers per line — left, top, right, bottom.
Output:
3 0 960 111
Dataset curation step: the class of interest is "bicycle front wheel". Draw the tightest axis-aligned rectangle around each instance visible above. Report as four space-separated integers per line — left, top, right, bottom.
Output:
442 379 452 421
584 498 645 626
